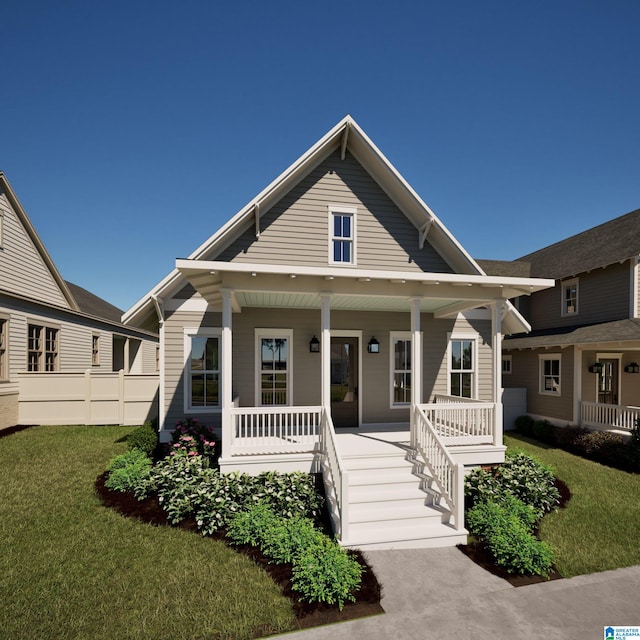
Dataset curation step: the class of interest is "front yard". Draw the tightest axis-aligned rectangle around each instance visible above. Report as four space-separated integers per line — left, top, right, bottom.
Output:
505 433 640 577
0 425 296 640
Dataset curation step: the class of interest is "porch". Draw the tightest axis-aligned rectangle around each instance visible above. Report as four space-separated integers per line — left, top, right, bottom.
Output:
219 396 505 549
581 400 640 433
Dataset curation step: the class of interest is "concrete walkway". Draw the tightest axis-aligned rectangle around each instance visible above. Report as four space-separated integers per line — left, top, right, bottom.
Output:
279 547 640 639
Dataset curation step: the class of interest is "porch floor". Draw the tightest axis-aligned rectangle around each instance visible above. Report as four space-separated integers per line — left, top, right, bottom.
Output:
335 426 412 460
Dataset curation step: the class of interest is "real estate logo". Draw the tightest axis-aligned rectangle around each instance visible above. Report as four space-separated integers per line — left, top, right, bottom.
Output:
605 627 640 639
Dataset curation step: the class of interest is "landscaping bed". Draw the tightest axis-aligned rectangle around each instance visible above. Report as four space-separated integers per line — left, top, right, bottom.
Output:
95 471 383 629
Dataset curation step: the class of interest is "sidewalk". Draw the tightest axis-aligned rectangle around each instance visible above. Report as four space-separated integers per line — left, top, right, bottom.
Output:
279 547 640 639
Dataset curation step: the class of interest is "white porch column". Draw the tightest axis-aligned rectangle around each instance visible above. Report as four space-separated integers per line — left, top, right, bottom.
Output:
573 345 583 425
321 294 331 412
221 288 233 457
492 301 504 446
410 298 423 406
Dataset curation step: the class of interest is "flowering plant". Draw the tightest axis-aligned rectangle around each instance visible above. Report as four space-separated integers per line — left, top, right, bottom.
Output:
169 418 220 466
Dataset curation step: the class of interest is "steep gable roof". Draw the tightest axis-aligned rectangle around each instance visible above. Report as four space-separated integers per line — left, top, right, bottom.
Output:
64 281 124 323
476 259 531 278
124 116 490 326
516 207 640 279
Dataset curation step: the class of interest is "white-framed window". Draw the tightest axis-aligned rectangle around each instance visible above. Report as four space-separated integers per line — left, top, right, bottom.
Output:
502 355 512 375
255 328 292 406
329 205 356 265
561 278 578 316
184 328 221 413
390 332 412 407
0 316 8 380
539 354 561 396
28 324 59 372
92 334 100 366
448 334 477 398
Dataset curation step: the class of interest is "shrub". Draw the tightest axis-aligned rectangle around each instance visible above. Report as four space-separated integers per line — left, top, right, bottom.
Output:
466 497 554 577
553 424 589 449
170 418 220 466
291 541 363 610
127 421 158 457
465 451 560 518
514 415 535 436
532 420 556 444
574 430 628 468
105 449 152 493
226 502 281 548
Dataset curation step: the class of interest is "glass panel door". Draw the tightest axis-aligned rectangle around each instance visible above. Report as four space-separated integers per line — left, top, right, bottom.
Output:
330 337 358 427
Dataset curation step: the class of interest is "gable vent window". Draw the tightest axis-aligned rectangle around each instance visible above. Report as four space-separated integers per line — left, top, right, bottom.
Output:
329 206 356 265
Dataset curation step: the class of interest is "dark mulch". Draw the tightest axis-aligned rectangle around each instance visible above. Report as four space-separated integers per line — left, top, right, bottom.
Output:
0 424 35 438
94 473 384 630
458 477 572 587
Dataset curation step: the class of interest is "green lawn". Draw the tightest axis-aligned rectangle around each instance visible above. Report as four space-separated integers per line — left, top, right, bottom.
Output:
505 433 640 577
0 425 296 640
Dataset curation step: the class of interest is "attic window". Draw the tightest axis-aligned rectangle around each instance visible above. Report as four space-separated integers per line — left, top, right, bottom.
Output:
329 206 356 265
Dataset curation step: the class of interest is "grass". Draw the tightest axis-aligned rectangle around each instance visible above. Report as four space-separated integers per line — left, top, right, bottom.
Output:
0 425 296 640
505 433 640 577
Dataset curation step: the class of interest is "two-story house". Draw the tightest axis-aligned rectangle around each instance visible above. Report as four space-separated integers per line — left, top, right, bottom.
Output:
124 116 553 549
502 208 640 431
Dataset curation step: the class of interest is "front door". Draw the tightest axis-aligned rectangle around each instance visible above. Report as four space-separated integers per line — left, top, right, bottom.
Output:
330 337 358 427
598 358 619 405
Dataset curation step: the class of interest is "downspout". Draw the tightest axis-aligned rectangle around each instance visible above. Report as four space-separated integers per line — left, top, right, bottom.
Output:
151 295 166 437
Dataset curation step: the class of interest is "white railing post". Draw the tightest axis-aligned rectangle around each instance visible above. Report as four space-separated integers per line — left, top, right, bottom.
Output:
221 289 233 458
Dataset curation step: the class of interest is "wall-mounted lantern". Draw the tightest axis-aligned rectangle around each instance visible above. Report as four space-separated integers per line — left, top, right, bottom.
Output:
367 337 380 354
589 362 604 374
624 362 640 374
309 336 320 353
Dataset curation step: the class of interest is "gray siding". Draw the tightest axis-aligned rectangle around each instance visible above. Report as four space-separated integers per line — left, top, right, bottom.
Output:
528 262 630 330
215 150 453 274
0 192 69 308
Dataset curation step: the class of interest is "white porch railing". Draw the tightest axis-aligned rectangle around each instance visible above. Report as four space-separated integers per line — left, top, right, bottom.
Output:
423 395 497 445
320 409 349 542
581 401 640 432
228 405 322 455
412 406 465 530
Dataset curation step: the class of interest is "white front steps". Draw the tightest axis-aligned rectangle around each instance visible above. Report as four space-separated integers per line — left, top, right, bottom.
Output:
338 436 467 550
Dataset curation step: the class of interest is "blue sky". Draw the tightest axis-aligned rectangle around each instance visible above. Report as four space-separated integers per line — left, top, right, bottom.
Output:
2 1 639 312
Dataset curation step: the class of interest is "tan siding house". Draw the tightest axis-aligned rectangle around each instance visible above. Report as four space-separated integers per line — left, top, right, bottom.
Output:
0 173 159 429
125 116 552 549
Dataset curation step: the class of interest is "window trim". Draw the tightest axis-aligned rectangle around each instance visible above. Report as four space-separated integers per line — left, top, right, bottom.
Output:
27 322 60 372
183 327 222 414
328 205 357 266
447 332 478 399
0 314 8 381
255 328 293 407
502 354 512 375
539 353 561 396
91 334 100 367
561 278 579 317
389 331 413 409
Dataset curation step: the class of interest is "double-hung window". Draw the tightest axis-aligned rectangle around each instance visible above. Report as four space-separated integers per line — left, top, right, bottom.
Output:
184 328 221 412
28 324 58 372
390 332 411 406
539 354 561 396
449 335 476 398
329 206 356 265
92 335 100 366
256 329 292 406
562 278 578 316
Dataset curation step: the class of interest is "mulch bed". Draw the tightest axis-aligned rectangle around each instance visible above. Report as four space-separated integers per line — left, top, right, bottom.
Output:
458 477 572 587
94 473 384 630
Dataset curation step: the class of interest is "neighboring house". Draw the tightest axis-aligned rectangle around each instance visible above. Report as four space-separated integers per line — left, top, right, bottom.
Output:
502 208 640 432
124 116 552 548
0 172 159 429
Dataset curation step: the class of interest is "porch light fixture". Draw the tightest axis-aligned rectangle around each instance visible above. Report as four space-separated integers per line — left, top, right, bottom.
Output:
309 336 320 353
367 336 380 354
624 362 640 374
589 362 603 374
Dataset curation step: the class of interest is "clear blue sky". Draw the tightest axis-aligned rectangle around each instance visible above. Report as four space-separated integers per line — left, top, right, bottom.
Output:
2 0 639 312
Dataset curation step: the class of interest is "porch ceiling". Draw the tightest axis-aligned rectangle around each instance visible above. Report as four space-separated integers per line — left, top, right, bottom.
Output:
176 259 554 315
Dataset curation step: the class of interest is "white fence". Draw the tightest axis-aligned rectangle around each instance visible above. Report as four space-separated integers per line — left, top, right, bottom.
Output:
18 370 158 426
581 401 640 432
424 395 497 444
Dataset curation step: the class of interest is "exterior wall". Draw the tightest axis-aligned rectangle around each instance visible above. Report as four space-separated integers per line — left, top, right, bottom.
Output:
162 301 496 432
0 392 19 430
216 150 453 274
527 261 630 330
580 348 640 408
0 191 69 308
504 347 575 423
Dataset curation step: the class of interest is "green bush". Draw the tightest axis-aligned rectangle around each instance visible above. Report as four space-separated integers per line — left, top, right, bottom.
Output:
465 451 560 518
514 415 535 436
105 449 152 493
532 419 556 444
226 502 281 548
127 421 158 457
466 496 555 577
291 541 363 610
